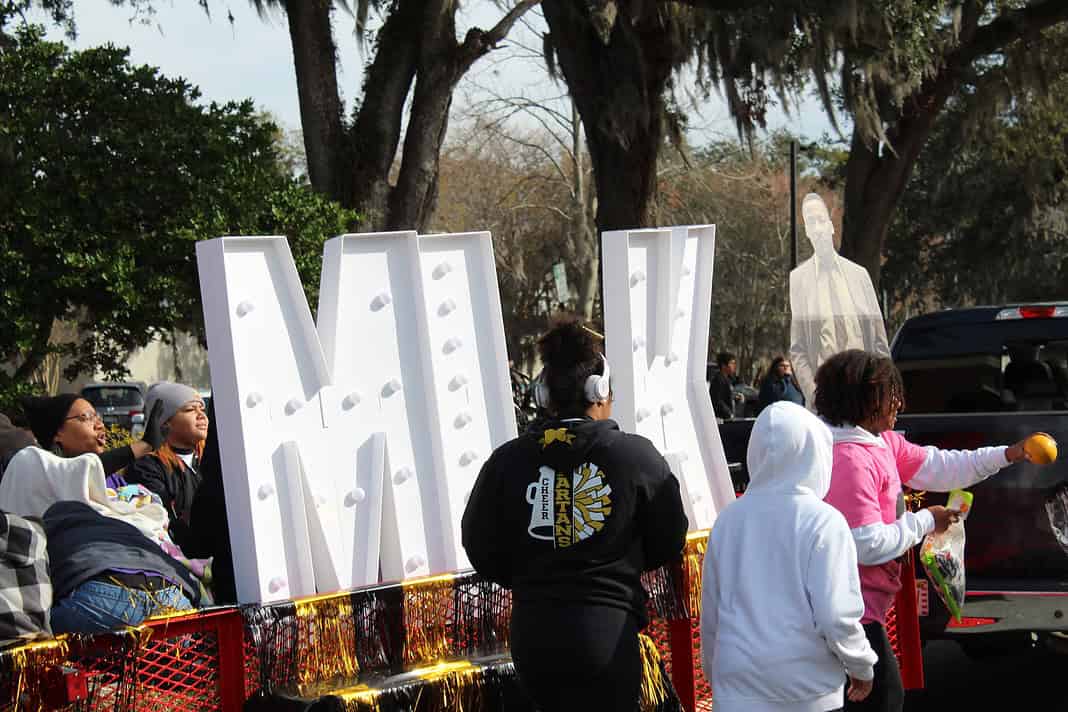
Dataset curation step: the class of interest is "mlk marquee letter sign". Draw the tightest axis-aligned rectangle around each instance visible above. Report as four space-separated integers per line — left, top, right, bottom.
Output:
197 232 516 603
602 225 735 529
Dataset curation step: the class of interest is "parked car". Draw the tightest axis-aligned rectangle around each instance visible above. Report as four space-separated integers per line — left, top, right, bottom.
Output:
717 303 1068 654
80 382 146 431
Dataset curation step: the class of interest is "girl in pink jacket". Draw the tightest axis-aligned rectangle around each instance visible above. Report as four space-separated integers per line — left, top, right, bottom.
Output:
815 350 1032 712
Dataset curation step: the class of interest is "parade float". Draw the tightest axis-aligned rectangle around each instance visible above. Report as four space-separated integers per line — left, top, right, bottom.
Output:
0 227 921 711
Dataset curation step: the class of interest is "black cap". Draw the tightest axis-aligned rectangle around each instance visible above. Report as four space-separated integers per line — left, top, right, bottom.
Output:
20 394 81 450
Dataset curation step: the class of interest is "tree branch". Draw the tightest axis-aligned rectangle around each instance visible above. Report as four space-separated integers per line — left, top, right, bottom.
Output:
456 0 542 73
952 0 1068 68
511 203 572 220
644 0 757 12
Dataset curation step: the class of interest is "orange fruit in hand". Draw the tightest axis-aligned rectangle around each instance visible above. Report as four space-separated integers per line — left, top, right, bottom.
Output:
1024 433 1058 465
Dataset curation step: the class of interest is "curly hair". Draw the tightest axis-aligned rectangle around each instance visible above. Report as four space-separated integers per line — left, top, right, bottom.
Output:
536 315 605 416
814 349 904 427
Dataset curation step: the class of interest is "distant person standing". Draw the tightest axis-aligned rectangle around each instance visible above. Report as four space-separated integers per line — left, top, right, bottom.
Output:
710 352 742 420
758 356 806 412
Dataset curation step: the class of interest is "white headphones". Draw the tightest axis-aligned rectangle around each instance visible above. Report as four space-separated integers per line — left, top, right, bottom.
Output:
534 354 612 409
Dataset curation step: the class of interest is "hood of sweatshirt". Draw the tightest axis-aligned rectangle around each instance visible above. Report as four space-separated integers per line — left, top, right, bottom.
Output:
524 416 620 471
824 421 886 448
746 401 834 498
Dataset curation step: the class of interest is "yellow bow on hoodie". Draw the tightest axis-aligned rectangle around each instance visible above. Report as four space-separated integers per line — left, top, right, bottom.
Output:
540 428 575 449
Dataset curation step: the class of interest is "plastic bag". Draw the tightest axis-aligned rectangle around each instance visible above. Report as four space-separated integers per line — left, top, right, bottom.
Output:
919 490 972 622
1045 482 1068 557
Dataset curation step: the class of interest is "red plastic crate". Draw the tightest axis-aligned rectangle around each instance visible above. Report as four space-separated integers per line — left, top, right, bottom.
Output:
78 608 246 711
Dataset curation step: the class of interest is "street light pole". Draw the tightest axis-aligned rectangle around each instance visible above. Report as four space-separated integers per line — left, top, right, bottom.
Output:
789 140 798 271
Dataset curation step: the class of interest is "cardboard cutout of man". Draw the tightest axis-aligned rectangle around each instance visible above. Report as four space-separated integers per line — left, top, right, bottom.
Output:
789 194 890 406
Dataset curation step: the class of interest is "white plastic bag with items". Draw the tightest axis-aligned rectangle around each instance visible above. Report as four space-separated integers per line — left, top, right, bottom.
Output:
919 489 972 623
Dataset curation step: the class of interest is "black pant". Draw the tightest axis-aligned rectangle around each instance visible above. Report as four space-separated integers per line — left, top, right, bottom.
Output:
510 601 641 712
844 622 904 712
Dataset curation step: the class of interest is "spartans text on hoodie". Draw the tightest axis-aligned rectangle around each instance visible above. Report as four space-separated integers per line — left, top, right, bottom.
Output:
461 418 688 622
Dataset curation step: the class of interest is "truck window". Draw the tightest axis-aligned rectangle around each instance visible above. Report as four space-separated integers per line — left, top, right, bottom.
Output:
897 337 1068 414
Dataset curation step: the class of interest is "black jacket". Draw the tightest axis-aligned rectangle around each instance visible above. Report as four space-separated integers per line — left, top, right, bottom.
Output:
98 446 136 477
757 375 805 412
461 418 688 623
184 401 236 605
125 452 202 552
43 501 205 606
0 415 34 482
709 371 735 420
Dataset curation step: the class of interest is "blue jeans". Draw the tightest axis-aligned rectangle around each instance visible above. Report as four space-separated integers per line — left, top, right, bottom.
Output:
50 579 193 635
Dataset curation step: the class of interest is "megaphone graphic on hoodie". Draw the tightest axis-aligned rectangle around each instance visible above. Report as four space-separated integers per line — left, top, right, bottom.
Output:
525 467 556 541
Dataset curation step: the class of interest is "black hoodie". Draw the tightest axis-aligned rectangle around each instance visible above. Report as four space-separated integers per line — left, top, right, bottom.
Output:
461 417 688 622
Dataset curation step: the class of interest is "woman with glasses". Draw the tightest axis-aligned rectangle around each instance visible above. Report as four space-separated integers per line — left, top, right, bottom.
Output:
757 355 806 413
20 393 161 486
125 383 208 551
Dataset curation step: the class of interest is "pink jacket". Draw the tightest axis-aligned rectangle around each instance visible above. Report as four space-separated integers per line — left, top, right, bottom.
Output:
823 427 1008 625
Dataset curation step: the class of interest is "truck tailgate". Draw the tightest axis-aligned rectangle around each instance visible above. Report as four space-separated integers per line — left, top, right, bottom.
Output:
898 413 1068 583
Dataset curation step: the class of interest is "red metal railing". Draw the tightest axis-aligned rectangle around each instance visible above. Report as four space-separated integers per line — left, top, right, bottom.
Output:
0 540 924 711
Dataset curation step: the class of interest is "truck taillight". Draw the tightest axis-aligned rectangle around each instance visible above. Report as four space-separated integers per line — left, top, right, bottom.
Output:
946 616 998 628
995 305 1068 320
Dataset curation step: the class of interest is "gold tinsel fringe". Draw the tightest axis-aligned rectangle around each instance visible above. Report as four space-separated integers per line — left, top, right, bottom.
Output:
638 633 669 712
337 660 484 712
681 531 708 617
295 594 360 695
401 576 457 666
0 638 69 712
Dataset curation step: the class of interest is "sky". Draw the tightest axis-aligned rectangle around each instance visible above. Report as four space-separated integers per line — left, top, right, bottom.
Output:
30 0 844 150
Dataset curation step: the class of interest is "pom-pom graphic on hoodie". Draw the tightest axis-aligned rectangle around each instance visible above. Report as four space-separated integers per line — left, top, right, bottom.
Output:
526 463 612 547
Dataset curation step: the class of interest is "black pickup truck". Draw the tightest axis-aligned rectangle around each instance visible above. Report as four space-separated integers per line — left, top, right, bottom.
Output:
720 303 1068 651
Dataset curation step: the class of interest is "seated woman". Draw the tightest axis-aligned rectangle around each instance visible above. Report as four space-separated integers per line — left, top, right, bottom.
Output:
0 447 211 634
21 394 161 487
125 383 207 551
45 501 206 634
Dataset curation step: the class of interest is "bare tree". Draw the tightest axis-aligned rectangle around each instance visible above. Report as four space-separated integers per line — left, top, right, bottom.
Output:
251 0 540 232
459 56 599 321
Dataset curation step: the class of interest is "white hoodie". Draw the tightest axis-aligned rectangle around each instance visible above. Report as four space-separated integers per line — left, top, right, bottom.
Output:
701 402 877 712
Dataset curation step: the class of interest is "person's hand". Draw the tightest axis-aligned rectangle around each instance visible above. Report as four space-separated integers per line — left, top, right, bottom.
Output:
1005 439 1033 463
928 505 961 534
142 399 165 450
733 392 745 402
847 676 873 702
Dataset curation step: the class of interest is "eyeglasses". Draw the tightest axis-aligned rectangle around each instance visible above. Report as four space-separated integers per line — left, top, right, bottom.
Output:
65 411 102 424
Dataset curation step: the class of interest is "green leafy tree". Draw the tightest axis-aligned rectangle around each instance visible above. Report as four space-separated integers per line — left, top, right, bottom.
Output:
0 25 357 409
883 66 1068 319
541 1 1068 288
